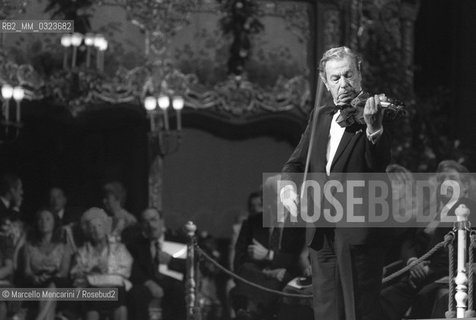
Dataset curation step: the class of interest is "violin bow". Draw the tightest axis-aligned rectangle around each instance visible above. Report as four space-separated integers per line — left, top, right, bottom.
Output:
300 76 325 200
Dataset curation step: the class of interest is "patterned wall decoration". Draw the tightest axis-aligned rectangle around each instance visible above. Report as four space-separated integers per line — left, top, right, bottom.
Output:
169 1 314 120
346 0 465 171
0 0 314 122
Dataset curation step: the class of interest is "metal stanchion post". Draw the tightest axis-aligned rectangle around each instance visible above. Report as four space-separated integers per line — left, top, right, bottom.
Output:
455 204 470 318
185 221 200 320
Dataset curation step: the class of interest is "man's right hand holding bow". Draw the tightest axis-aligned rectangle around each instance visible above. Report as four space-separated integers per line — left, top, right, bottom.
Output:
279 184 299 218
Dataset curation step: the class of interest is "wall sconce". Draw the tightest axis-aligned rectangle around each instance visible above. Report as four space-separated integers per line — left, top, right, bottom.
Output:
1 84 23 141
144 94 184 156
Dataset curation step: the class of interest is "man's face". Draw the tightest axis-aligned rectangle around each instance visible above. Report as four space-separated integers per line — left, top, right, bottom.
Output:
322 56 362 106
49 188 67 212
249 196 263 216
102 193 119 213
141 208 164 239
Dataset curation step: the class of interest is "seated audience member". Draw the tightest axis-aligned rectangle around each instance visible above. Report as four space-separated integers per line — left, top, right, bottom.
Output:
197 231 223 320
384 164 419 266
229 192 261 272
0 217 24 272
20 208 72 320
226 203 254 319
48 187 85 251
127 208 185 320
0 224 14 320
232 179 306 320
102 182 137 240
0 173 24 223
0 173 26 269
71 208 133 320
380 160 476 319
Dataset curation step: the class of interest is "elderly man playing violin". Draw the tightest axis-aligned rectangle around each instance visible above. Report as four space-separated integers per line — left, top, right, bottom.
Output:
280 46 394 320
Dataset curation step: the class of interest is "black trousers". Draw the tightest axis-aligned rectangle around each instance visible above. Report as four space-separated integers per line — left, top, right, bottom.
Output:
309 232 386 320
128 276 185 320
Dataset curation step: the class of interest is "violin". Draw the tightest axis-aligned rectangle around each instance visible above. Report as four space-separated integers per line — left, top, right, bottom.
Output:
350 91 407 121
337 91 407 128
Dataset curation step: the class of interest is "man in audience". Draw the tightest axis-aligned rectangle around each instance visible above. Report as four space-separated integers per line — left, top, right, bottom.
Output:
49 187 81 226
226 191 263 319
127 207 185 320
232 179 306 320
102 181 137 240
48 186 84 250
0 173 24 223
380 160 476 319
0 173 25 274
229 191 263 272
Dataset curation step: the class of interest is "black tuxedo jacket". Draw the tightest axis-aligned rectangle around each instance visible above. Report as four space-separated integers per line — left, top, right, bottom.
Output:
127 234 185 285
282 105 391 248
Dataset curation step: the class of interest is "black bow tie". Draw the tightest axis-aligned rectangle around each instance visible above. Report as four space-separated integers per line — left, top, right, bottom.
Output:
333 105 362 128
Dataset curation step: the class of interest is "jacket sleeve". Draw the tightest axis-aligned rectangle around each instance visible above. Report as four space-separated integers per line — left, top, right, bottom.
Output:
127 243 153 285
365 127 391 172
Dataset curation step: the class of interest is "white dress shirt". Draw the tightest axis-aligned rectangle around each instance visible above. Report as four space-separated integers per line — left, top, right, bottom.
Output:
326 111 346 176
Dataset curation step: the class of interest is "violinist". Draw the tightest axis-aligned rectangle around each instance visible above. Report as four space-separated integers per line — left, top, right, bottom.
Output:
280 46 394 320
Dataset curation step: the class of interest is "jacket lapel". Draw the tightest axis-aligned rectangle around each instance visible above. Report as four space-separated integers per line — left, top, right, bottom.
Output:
330 125 365 171
311 107 334 172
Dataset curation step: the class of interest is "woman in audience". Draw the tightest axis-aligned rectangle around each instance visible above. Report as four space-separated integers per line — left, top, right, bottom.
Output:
381 160 475 319
71 207 132 320
22 208 72 320
102 182 137 241
384 164 420 265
